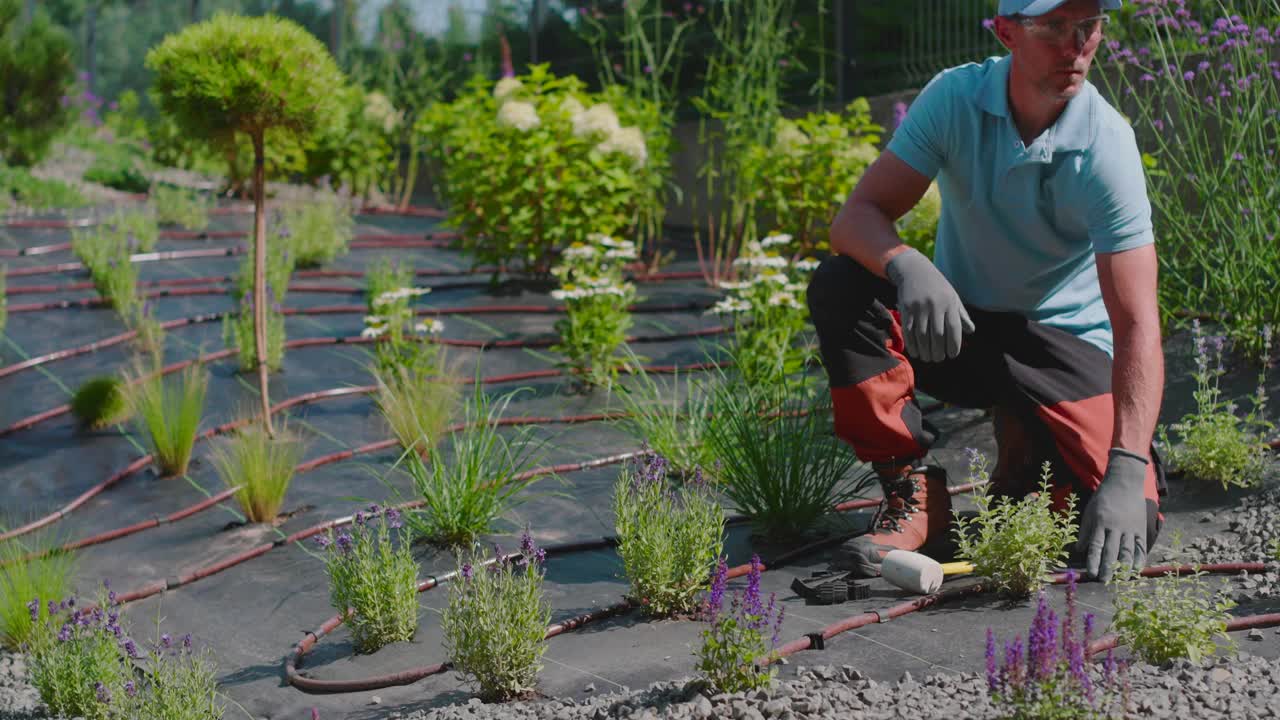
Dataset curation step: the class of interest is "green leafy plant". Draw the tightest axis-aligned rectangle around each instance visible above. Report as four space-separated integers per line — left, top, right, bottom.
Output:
897 180 942 259
614 452 724 618
111 625 223 720
25 587 135 720
952 451 1080 597
1157 320 1273 489
304 84 397 200
696 556 784 693
315 504 418 654
103 90 150 145
396 384 548 547
442 532 552 702
0 166 86 209
1109 563 1236 665
740 101 882 257
72 222 141 318
276 190 355 268
550 233 639 389
420 65 655 275
0 528 77 651
209 421 304 524
987 570 1127 719
0 0 75 166
231 239 293 309
224 304 286 373
83 143 151 193
705 376 870 540
366 257 416 317
610 363 717 478
71 375 133 429
709 233 818 388
125 362 208 478
360 260 434 358
148 11 345 434
151 186 210 231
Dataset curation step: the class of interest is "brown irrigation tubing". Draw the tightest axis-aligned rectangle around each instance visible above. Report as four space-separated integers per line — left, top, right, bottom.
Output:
0 205 444 230
4 268 491 295
0 231 457 258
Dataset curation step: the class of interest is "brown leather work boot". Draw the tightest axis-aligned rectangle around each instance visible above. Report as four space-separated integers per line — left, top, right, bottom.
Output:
830 464 952 578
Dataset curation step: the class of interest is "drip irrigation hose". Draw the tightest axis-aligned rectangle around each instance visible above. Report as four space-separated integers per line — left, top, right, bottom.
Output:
4 268 491 295
0 204 448 231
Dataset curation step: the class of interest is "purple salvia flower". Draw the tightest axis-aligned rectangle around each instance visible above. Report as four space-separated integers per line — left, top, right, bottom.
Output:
986 629 999 692
1027 592 1058 681
1103 648 1117 686
705 557 729 623
1084 613 1096 645
771 604 786 648
743 555 765 619
95 682 111 704
1004 638 1025 689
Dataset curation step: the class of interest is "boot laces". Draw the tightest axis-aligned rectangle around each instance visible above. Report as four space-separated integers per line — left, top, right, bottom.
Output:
873 475 923 533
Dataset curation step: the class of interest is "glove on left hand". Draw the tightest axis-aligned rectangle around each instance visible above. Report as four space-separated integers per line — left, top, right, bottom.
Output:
1076 448 1149 583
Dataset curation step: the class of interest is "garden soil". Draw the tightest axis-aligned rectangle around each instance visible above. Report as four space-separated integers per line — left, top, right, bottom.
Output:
2 206 1280 720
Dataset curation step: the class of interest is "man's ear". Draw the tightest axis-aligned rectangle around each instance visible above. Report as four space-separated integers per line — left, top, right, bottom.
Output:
992 16 1020 52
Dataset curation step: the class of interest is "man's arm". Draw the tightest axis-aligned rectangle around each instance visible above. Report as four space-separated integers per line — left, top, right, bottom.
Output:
1096 243 1163 455
829 151 933 278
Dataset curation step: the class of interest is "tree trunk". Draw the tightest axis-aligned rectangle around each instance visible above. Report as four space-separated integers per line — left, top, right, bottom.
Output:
252 133 275 437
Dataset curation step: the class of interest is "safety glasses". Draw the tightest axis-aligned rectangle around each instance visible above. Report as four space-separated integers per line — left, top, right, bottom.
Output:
1018 14 1110 47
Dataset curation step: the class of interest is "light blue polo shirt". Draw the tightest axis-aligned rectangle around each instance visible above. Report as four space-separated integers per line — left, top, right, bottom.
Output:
886 54 1154 358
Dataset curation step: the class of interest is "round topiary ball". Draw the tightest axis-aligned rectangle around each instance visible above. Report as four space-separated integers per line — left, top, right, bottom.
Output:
71 376 131 429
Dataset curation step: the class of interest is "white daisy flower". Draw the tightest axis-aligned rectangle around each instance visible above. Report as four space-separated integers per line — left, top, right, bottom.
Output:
734 254 789 269
572 104 621 138
363 315 387 326
717 280 750 290
761 233 793 248
497 100 540 131
708 297 752 315
758 271 789 285
767 291 801 308
605 248 637 260
414 319 445 335
361 325 388 339
563 243 597 259
794 257 821 272
493 77 524 101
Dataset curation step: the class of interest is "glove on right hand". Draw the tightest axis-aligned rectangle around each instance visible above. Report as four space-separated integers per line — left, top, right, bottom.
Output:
884 247 975 363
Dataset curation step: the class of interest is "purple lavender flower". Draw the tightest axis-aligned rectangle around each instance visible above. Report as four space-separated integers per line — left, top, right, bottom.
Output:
520 529 536 557
124 681 137 697
743 555 764 619
354 511 366 527
183 633 193 650
95 682 111 704
27 599 38 622
47 600 57 617
534 547 547 565
123 638 140 658
461 563 473 581
335 531 353 554
314 534 332 550
385 508 403 529
981 18 995 30
57 624 72 642
161 633 172 648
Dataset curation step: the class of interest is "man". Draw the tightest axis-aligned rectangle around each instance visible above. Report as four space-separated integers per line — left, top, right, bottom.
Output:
808 0 1165 584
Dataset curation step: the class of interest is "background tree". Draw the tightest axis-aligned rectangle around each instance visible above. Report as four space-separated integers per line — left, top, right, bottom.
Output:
147 12 345 434
0 0 75 166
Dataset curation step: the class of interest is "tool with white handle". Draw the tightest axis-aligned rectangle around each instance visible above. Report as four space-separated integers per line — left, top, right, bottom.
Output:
881 549 974 594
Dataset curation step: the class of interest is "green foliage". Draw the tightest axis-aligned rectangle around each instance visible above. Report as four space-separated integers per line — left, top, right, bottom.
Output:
614 452 724 618
304 85 397 199
952 453 1080 597
705 375 871 540
0 166 86 210
151 186 210 231
1110 564 1236 665
111 625 223 720
276 191 355 268
103 90 150 145
125 362 208 478
741 100 882 256
897 181 942 259
373 344 461 457
366 257 416 316
0 269 6 336
696 556 782 693
83 143 151 193
610 364 717 478
317 504 418 654
397 385 547 547
0 528 77 651
71 221 141 318
361 259 435 362
0 1 75 166
25 588 134 720
209 422 304 524
420 65 655 274
71 376 132 429
232 239 294 306
1158 321 1273 490
224 305 286 373
442 536 552 702
550 233 639 389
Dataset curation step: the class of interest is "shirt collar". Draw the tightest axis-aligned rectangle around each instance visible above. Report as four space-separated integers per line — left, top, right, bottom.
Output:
976 54 1095 157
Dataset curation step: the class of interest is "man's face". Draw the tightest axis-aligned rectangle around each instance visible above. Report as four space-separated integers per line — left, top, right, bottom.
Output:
996 0 1107 102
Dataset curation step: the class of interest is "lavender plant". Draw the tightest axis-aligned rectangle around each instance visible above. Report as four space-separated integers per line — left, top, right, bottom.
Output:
276 191 355 268
125 362 208 478
25 587 135 720
209 421 305 524
986 570 1127 719
441 532 552 702
72 222 141 318
613 452 725 618
0 528 77 651
696 555 785 693
110 626 222 720
1094 0 1280 360
315 504 419 654
1109 563 1236 664
151 185 210 231
952 452 1079 597
1157 320 1273 489
550 233 639 389
224 300 286 372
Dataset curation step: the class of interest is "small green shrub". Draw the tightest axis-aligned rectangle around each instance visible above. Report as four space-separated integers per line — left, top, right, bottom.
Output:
1158 321 1273 490
304 84 397 199
130 305 167 361
0 1 75 166
103 90 150 145
550 233 639 389
25 587 135 720
705 376 870 540
397 385 547 547
111 626 223 720
0 166 86 209
614 452 724 618
126 362 208 477
209 421 304 523
71 376 132 429
83 143 150 193
316 504 418 653
151 185 211 231
0 528 77 651
224 304 286 372
442 533 552 702
952 452 1079 597
1109 564 1236 665
696 556 783 693
611 363 717 478
276 191 355 268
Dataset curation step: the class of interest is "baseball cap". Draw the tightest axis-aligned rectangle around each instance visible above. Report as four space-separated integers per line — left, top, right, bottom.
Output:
997 0 1122 16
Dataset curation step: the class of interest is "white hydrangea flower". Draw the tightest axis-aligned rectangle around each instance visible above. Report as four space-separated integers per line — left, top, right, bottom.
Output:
708 297 752 315
363 91 402 134
794 257 821 272
767 291 802 309
497 100 540 131
775 120 810 155
414 319 445 335
761 233 793 248
572 104 621 138
597 126 647 167
560 95 586 118
563 243 597 259
494 77 523 101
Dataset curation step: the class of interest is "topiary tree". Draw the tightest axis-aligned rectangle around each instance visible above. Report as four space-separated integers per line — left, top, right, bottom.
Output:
147 13 344 434
0 0 75 166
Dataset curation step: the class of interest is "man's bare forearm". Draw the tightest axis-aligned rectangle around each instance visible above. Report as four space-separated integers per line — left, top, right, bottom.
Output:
1110 319 1164 457
830 201 910 280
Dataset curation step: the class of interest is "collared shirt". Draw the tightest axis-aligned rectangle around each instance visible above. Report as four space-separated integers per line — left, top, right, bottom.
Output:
886 54 1154 357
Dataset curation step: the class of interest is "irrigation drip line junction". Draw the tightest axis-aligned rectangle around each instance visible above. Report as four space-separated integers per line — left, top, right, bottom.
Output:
3 205 1280 720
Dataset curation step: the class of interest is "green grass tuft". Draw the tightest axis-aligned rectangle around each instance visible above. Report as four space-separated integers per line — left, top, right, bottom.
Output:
209 421 305 524
125 362 208 477
70 376 132 429
0 527 79 651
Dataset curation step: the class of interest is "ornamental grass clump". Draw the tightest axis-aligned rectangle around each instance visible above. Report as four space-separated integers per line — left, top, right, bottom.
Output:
209 421 304 523
696 556 785 693
1157 320 1273 489
151 185 210 231
442 532 552 702
0 528 77 651
610 363 717 477
613 452 725 618
952 452 1080 597
315 504 418 653
709 233 818 388
550 232 639 389
124 362 208 478
396 384 547 547
373 342 460 457
1109 563 1236 664
986 570 1127 719
70 375 132 429
276 191 355 268
706 376 870 540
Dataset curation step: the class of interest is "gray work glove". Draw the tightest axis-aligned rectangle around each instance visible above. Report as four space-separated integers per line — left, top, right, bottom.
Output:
884 247 975 363
1077 449 1149 583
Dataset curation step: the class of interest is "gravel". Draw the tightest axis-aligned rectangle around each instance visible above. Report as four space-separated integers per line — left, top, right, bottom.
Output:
1182 486 1280 602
